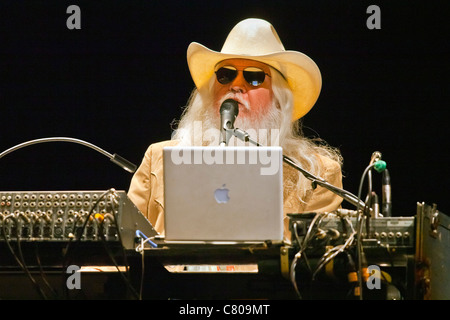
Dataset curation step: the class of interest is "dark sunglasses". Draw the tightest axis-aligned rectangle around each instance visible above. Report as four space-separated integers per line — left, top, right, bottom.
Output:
215 66 271 87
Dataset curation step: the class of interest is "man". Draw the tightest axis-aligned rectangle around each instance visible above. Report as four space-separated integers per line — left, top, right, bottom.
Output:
128 18 343 241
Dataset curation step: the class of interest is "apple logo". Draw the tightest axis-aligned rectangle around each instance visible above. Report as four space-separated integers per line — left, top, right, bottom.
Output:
214 184 230 204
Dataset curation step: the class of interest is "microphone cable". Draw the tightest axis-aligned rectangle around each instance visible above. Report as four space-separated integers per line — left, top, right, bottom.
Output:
355 159 386 300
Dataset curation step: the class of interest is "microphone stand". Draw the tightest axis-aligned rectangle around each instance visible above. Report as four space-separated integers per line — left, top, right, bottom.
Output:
228 128 393 300
226 128 365 209
227 128 386 300
0 137 137 173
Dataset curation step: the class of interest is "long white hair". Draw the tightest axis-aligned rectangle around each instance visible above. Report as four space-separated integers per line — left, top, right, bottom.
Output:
171 68 342 201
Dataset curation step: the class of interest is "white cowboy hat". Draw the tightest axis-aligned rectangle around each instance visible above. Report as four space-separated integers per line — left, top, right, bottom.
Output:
187 18 322 121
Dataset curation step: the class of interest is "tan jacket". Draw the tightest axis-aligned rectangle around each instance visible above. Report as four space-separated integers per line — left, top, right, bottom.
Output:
128 140 343 241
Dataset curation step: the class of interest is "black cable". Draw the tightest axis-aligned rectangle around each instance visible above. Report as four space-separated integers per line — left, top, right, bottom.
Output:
312 216 356 281
16 230 49 299
344 250 358 299
62 189 139 299
61 189 114 299
98 207 140 300
292 222 312 273
1 214 48 299
355 163 377 300
109 198 134 283
62 189 113 268
98 228 139 299
290 213 324 298
34 242 59 299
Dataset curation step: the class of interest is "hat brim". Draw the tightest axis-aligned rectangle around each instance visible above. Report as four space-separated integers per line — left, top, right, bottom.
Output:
187 42 322 121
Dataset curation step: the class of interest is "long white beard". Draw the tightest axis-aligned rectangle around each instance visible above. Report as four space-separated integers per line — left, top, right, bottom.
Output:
174 94 286 147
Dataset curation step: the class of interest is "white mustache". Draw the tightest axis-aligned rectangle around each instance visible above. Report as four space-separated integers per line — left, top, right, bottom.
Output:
220 92 250 111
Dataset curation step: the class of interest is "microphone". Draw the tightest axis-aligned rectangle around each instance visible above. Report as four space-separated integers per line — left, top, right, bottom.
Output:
369 151 382 165
0 137 137 173
382 169 392 217
219 99 239 146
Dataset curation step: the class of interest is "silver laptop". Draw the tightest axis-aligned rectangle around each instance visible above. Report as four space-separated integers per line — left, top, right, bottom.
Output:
163 146 283 243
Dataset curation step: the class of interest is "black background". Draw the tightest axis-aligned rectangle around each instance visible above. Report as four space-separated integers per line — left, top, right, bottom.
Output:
0 0 448 216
